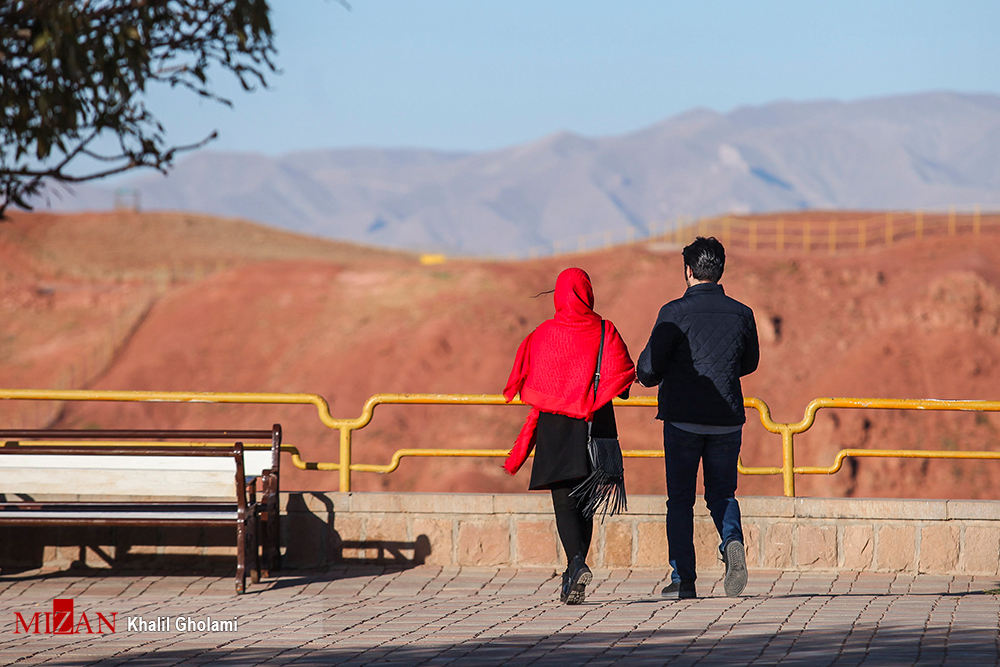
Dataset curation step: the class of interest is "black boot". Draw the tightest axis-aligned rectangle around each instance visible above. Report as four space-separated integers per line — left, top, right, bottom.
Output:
564 554 592 605
559 568 571 603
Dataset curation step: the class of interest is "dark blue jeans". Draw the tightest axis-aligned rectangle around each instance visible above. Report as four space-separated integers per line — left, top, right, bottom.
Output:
663 422 744 583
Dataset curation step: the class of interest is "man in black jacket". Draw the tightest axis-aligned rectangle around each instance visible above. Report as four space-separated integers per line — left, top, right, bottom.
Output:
637 236 759 599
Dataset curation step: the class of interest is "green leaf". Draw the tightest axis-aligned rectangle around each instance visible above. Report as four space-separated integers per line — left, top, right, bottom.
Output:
31 33 51 53
35 136 50 160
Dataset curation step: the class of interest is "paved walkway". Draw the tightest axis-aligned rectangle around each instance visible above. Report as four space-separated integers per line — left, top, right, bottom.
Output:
2 566 999 666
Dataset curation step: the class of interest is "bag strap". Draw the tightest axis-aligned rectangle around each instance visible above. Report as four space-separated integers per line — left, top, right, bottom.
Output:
592 320 606 395
588 321 606 430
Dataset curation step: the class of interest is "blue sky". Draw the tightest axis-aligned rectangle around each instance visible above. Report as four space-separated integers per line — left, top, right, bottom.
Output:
150 0 999 155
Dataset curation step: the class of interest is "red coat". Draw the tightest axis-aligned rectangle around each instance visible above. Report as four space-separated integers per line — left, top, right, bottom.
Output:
503 268 635 474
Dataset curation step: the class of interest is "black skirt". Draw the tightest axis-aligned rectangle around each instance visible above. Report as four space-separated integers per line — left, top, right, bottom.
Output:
528 402 618 490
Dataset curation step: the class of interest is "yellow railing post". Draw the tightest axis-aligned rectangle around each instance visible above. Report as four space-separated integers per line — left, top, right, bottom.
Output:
339 426 352 492
781 428 795 497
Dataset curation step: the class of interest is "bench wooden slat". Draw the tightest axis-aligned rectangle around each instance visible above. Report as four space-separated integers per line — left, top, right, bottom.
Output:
0 429 274 440
1 502 239 510
0 511 239 522
0 445 236 456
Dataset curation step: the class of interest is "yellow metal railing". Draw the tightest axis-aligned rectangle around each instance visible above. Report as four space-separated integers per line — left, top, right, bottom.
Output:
513 208 998 260
674 209 998 255
3 389 1000 496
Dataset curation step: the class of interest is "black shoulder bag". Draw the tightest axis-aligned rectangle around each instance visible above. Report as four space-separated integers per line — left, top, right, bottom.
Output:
570 321 627 519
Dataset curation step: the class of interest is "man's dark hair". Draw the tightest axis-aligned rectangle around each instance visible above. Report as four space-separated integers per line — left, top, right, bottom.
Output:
682 236 725 283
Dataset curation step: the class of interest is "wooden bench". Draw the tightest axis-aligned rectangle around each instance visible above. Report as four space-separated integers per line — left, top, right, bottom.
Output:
0 425 282 594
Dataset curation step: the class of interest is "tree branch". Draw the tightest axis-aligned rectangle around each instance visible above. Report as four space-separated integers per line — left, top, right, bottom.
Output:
0 0 278 218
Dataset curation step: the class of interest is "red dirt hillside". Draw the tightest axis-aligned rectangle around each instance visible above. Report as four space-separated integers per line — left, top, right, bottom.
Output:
3 210 1000 499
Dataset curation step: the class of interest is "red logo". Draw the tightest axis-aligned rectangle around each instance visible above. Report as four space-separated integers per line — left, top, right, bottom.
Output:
14 599 116 634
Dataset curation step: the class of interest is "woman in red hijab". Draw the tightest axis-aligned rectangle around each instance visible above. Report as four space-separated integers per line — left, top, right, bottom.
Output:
504 267 635 604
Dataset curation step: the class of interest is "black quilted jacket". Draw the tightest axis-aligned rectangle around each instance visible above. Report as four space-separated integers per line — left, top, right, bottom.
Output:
637 282 759 425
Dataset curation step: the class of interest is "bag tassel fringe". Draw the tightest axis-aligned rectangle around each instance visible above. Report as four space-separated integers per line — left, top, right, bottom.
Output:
570 466 627 520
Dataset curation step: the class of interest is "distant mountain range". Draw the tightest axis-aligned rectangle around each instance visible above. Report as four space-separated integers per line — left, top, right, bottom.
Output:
37 92 1000 255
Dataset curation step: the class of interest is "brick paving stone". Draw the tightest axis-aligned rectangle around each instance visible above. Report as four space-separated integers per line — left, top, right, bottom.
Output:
1 567 998 665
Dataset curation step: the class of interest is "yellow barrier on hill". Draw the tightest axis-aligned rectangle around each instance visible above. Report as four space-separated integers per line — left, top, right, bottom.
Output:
515 208 999 260
3 389 1000 496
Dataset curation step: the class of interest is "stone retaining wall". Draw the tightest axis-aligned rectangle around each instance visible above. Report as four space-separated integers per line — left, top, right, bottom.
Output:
282 493 1000 576
3 493 998 576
